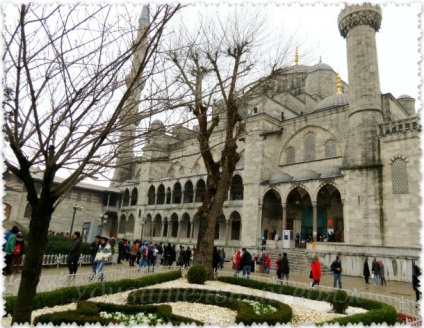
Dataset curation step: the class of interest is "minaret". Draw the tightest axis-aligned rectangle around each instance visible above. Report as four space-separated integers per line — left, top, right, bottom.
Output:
338 4 384 245
338 4 383 167
111 6 149 186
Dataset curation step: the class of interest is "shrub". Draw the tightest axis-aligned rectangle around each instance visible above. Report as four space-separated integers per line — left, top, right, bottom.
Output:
328 290 349 314
187 264 208 284
76 300 99 315
4 270 182 315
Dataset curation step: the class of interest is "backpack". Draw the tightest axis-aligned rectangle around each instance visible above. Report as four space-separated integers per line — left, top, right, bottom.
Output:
13 243 22 255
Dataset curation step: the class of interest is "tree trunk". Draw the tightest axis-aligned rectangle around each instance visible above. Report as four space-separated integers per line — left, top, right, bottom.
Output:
12 209 51 324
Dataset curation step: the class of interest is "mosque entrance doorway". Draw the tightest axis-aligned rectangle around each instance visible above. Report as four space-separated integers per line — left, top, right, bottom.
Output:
286 187 313 241
261 189 282 241
317 184 344 242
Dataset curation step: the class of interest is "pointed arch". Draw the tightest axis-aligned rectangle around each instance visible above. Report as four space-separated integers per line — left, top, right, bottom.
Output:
147 185 156 205
230 175 244 200
131 188 138 206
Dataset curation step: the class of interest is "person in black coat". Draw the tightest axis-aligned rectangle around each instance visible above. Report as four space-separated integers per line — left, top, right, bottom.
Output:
413 264 421 303
212 247 221 276
67 231 82 275
279 252 290 284
363 257 371 284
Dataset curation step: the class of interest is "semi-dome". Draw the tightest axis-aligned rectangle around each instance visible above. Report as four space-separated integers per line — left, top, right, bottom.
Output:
292 169 320 181
319 167 342 179
398 94 413 99
149 119 166 133
314 93 349 112
310 62 333 72
269 172 293 184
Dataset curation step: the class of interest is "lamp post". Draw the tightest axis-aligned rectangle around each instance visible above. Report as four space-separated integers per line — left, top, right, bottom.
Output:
70 204 83 236
99 214 109 236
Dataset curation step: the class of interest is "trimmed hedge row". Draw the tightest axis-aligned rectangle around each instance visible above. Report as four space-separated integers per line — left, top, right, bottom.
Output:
128 287 293 325
4 270 182 315
218 276 398 326
33 300 202 326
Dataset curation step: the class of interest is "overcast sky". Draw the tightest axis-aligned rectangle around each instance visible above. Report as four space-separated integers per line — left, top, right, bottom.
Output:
178 1 421 108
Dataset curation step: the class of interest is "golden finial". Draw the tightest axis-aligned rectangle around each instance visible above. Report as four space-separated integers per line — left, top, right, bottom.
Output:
319 56 322 64
336 73 342 95
295 47 299 66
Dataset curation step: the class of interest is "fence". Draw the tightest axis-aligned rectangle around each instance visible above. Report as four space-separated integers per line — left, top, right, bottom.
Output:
22 253 113 268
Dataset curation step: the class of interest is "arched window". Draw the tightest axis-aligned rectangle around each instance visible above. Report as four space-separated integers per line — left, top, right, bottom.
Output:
325 139 337 158
24 203 32 219
123 189 130 206
183 181 194 203
173 182 182 204
195 179 206 202
230 212 241 240
147 186 156 205
131 188 138 206
127 214 135 233
118 215 127 234
166 187 172 204
230 175 243 200
391 158 409 194
286 147 295 164
157 184 165 204
304 132 316 161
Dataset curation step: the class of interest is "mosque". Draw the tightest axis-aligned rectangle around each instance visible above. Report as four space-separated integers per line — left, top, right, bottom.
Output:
3 4 420 281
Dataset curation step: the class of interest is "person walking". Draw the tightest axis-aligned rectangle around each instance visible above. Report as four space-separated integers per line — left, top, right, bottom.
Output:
310 254 322 288
89 235 100 280
67 231 82 276
295 233 300 248
331 255 343 289
240 248 253 278
264 253 271 274
274 232 279 249
232 250 241 276
371 257 380 286
129 240 140 267
412 265 422 303
212 246 221 277
219 248 226 269
379 261 387 286
95 237 112 281
275 254 282 281
280 252 290 285
3 226 19 276
363 257 371 284
10 232 24 274
261 237 266 251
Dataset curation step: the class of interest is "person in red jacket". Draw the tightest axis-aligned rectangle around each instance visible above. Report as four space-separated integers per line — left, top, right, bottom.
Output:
264 253 271 274
232 250 241 276
310 253 322 288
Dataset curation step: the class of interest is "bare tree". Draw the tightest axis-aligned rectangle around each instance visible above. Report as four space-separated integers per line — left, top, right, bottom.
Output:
163 6 294 278
2 3 181 323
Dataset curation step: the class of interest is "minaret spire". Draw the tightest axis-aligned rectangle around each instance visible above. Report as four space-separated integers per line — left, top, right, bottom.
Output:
111 7 149 186
294 47 299 66
336 73 342 95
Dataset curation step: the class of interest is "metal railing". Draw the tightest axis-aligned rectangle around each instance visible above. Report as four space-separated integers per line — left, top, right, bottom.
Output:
4 265 181 296
21 253 113 268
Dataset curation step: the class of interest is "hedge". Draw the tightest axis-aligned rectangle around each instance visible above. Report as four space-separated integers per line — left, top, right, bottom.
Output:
4 270 182 315
218 276 398 326
128 287 293 325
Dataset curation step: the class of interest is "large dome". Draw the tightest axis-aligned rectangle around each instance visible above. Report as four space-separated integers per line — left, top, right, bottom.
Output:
398 94 413 99
314 93 349 112
310 62 333 72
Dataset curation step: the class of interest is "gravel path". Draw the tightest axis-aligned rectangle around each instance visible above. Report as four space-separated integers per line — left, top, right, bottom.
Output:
3 278 366 326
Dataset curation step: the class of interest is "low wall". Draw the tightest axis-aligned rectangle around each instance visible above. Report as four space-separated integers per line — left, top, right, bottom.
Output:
306 243 421 282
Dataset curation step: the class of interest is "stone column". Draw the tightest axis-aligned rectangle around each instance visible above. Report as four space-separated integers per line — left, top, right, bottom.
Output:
282 203 287 231
193 190 197 203
225 218 231 245
189 220 194 241
312 202 318 242
160 220 165 238
177 220 182 241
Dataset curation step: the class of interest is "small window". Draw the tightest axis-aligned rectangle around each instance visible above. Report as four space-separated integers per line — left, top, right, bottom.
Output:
391 159 409 194
325 140 337 158
286 147 296 164
304 132 316 161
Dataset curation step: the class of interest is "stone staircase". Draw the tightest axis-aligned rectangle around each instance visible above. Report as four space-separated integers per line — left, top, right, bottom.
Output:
265 248 333 276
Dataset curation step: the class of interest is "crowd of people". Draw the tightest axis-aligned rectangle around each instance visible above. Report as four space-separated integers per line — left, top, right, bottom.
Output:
3 226 25 275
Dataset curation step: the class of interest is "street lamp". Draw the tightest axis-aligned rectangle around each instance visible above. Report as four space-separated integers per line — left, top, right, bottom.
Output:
70 204 83 236
99 214 109 236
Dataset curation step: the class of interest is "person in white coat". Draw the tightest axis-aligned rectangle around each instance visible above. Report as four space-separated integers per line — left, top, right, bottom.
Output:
94 237 112 282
